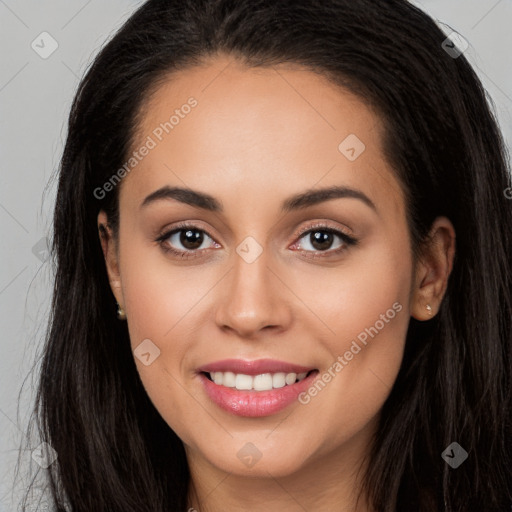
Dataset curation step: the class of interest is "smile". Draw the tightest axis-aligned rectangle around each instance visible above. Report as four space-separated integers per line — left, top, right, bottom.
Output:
204 370 312 391
196 359 320 417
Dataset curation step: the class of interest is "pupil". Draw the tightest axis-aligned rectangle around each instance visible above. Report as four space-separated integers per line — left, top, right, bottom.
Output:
180 229 203 249
311 231 332 250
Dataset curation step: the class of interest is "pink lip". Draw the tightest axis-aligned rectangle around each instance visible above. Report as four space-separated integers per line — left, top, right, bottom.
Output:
198 371 318 417
197 358 315 376
197 359 319 417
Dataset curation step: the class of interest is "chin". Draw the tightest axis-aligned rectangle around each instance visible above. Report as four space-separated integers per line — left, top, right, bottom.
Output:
200 442 312 478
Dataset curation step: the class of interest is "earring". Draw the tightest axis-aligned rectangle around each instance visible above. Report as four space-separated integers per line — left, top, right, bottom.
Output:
117 302 126 320
426 304 433 315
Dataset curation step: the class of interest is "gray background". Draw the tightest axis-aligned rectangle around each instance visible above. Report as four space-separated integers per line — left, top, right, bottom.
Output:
1 0 511 509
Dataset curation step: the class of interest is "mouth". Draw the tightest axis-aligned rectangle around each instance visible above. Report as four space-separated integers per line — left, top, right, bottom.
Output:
196 360 320 417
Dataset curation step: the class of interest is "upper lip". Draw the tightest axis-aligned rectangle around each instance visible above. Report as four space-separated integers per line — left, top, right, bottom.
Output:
197 358 316 376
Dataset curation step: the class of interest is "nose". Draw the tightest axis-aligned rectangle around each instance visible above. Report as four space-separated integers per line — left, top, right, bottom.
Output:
214 247 293 339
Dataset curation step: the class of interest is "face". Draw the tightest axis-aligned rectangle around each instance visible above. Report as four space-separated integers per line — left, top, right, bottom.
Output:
98 54 452 484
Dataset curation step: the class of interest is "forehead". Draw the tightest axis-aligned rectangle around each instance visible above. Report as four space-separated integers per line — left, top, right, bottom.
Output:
121 54 404 218
137 55 381 149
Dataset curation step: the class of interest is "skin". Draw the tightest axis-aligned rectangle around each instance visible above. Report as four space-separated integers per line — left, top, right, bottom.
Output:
98 54 456 512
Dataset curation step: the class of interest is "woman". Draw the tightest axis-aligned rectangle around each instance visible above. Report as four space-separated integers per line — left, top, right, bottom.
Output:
22 0 512 510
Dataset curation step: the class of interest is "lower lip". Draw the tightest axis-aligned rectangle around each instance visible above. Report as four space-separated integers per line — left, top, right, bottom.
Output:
198 371 319 417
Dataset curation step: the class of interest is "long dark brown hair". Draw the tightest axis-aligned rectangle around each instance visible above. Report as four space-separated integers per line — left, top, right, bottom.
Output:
19 0 512 510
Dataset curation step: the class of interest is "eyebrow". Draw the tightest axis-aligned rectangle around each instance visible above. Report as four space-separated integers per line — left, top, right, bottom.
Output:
140 185 377 213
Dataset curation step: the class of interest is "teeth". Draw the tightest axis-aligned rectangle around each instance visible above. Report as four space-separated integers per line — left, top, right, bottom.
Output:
272 372 286 388
253 373 273 391
285 372 297 385
222 371 236 387
235 373 253 390
208 370 310 390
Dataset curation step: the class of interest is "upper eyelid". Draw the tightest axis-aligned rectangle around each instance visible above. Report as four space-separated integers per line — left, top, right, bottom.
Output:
160 222 217 243
294 222 354 239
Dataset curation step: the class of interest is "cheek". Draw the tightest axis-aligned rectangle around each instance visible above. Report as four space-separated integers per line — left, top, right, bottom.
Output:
292 233 412 432
293 228 412 347
119 234 210 344
336 235 412 374
118 242 216 441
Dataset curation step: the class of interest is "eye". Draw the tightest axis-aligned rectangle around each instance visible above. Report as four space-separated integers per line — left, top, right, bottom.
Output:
156 223 219 259
291 223 358 258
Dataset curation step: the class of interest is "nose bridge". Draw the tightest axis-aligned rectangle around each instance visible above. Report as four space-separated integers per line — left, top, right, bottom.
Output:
214 238 290 336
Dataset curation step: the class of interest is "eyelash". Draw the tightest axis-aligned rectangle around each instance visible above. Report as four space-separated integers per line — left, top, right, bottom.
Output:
155 221 358 260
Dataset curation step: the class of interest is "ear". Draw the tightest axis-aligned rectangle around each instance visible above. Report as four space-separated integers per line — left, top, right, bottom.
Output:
97 210 124 308
410 216 456 321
